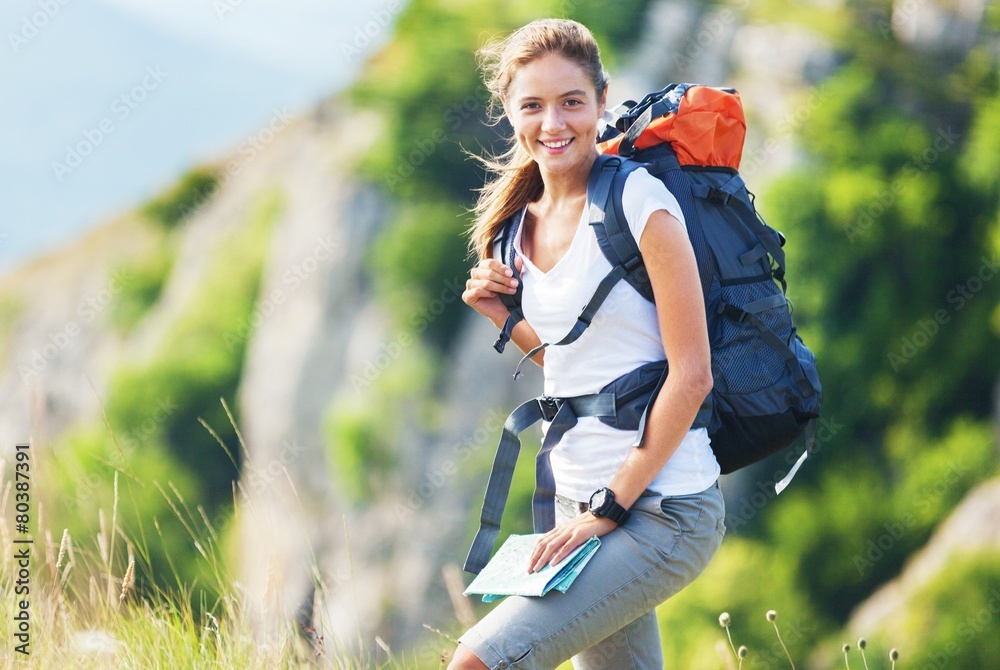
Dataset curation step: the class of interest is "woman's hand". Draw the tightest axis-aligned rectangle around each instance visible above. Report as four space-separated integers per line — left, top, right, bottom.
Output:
462 257 521 326
464 256 545 365
528 512 617 573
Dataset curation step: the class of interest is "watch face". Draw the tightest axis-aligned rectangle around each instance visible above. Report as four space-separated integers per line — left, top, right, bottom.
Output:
590 488 608 511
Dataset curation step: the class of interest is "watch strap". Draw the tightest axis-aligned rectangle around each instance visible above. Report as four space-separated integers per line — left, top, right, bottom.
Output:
601 499 630 525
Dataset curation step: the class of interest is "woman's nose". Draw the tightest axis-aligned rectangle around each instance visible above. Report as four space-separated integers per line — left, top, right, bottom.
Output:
541 107 565 133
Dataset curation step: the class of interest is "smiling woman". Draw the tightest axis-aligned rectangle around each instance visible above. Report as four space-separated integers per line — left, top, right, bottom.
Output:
455 18 725 670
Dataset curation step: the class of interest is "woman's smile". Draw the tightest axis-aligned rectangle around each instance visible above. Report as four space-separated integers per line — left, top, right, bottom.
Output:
540 138 573 148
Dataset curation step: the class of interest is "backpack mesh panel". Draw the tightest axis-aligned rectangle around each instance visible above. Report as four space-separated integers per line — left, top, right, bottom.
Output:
714 280 792 394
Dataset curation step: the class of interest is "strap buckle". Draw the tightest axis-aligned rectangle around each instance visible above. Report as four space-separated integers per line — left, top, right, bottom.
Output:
707 187 731 205
718 302 747 323
622 255 643 272
537 396 561 422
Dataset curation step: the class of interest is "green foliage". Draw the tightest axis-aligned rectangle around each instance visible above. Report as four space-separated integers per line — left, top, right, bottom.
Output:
745 0 850 40
888 419 996 522
367 199 472 344
764 419 995 622
106 190 282 513
141 166 219 229
325 343 436 504
894 551 1000 668
350 0 497 201
964 83 1000 194
657 538 821 669
109 231 177 332
757 9 1000 623
326 398 399 504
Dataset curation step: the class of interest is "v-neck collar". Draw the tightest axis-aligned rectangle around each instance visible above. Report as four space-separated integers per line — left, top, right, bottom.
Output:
513 205 588 279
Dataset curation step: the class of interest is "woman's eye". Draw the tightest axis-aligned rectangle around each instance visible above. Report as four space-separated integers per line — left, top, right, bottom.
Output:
565 99 582 106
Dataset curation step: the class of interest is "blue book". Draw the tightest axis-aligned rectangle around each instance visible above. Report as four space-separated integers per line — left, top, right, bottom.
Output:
464 534 601 602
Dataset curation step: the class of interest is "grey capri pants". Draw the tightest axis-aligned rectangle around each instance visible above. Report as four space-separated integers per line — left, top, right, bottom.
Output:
459 481 726 670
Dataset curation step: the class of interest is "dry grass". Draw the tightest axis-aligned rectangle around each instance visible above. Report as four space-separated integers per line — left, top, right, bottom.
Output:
0 403 459 670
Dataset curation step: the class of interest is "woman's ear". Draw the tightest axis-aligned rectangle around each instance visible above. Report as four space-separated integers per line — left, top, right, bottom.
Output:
598 85 608 118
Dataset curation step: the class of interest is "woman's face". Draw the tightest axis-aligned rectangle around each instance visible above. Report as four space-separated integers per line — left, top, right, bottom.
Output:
504 53 605 178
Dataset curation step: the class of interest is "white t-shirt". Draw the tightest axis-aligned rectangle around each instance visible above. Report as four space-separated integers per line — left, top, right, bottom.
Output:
513 166 720 502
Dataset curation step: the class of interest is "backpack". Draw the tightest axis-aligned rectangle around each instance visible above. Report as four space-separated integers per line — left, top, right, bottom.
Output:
464 83 822 575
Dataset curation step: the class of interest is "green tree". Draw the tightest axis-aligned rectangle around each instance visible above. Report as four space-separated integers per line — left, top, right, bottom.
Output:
760 4 999 621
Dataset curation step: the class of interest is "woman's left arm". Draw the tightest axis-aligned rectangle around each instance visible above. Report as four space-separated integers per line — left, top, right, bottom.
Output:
529 209 713 572
605 208 713 504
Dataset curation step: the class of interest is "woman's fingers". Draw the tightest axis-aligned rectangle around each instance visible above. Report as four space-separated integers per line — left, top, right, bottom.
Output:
529 525 580 573
529 536 554 573
530 532 580 573
528 528 555 570
546 543 573 569
462 257 521 323
528 512 616 572
468 259 518 294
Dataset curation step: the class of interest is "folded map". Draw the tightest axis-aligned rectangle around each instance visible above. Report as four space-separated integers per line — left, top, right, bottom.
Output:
464 534 601 602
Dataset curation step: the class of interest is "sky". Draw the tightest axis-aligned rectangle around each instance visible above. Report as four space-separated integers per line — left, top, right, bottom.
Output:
0 0 405 270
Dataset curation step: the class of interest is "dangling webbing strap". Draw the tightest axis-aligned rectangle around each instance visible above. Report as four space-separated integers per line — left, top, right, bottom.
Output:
776 418 817 494
464 392 617 575
493 214 525 354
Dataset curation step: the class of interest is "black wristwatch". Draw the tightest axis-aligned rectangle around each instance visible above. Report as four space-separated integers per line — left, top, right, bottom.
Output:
589 487 630 525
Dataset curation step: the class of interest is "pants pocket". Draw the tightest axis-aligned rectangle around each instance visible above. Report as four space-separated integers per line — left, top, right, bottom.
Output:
716 515 727 539
656 494 706 535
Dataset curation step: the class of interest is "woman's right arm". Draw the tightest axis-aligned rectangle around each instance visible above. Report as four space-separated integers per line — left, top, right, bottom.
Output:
463 257 545 367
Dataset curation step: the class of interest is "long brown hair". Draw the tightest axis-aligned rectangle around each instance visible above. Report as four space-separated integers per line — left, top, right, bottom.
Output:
469 19 608 260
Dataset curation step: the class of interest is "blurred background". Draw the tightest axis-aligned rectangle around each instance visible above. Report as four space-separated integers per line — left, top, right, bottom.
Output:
0 0 395 270
1 0 998 667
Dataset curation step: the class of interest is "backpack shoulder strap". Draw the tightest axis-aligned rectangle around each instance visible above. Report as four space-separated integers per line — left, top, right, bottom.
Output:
491 212 525 353
590 156 654 302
